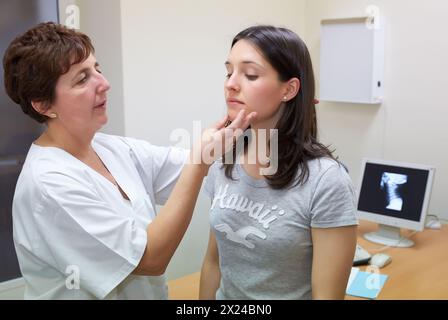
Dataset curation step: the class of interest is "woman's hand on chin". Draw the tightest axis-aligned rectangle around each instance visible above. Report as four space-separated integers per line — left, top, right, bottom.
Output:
190 110 257 166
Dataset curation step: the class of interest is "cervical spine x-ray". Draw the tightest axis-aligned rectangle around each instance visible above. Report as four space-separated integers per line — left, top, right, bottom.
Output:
380 172 408 211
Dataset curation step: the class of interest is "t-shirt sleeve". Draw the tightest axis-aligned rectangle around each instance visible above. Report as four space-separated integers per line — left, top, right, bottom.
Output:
310 163 359 228
122 137 189 205
37 171 147 299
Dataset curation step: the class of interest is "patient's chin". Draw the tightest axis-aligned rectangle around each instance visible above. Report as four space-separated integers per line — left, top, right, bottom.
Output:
227 110 238 121
227 108 247 121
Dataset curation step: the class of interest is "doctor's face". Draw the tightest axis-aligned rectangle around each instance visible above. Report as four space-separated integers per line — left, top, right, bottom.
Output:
47 53 110 134
224 40 288 126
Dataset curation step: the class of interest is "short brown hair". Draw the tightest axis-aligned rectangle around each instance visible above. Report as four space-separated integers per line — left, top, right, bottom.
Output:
3 22 95 123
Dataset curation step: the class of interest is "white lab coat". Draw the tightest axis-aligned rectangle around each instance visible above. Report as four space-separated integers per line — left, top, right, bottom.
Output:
12 133 188 299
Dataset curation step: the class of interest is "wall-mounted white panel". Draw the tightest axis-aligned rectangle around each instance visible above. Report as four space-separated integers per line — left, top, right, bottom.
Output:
319 17 384 104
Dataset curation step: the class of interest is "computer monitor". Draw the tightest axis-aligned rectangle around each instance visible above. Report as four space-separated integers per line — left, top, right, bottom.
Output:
356 158 435 247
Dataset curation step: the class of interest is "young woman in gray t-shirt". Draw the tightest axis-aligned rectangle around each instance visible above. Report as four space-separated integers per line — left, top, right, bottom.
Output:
199 25 358 300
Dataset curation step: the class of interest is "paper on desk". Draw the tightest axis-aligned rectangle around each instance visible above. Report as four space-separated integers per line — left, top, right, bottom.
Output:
346 267 359 291
346 267 388 299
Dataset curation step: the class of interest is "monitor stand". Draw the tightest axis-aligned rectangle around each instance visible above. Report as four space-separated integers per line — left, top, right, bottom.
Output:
363 224 414 247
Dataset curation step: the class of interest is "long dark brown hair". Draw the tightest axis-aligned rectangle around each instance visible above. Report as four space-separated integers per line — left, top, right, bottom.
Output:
223 25 336 189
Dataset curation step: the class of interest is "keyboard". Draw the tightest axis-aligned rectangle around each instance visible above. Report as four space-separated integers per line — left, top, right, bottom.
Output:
353 244 372 266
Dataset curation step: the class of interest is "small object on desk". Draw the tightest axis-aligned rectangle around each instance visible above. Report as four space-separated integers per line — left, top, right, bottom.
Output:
425 217 442 230
369 253 392 268
346 267 389 299
353 244 372 266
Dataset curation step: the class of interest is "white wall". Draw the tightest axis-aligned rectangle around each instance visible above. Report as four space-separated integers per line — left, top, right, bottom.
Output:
58 0 125 135
120 0 306 280
305 0 448 221
120 0 306 145
77 0 125 135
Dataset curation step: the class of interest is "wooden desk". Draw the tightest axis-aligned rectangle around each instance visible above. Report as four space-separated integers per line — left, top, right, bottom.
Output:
168 221 448 300
348 221 448 299
168 272 200 300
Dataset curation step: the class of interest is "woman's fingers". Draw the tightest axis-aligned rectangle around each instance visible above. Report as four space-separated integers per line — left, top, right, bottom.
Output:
242 111 257 128
227 110 246 130
220 111 257 155
195 110 257 165
227 110 257 131
213 114 229 130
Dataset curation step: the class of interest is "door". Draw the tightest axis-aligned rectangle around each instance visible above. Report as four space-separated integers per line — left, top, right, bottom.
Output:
0 0 59 283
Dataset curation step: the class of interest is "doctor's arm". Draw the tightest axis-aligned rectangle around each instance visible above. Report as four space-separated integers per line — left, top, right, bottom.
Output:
311 225 357 299
133 158 208 276
133 110 256 276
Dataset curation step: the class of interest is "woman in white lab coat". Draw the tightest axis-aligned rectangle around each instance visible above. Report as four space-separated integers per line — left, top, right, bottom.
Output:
3 22 255 299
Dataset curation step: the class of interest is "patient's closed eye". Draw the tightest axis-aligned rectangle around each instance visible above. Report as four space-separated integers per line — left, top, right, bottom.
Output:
246 75 258 80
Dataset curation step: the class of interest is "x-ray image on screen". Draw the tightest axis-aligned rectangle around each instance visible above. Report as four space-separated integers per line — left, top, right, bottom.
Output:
380 172 408 211
357 163 430 222
357 159 435 247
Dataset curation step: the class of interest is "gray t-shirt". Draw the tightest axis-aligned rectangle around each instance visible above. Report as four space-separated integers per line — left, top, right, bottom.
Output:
204 157 358 300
